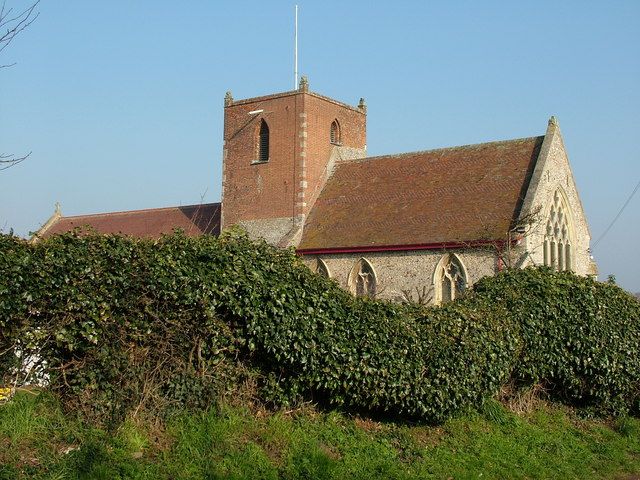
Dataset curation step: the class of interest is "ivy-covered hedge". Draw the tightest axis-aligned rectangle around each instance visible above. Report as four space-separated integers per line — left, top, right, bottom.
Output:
474 269 640 415
0 232 252 424
1 231 638 425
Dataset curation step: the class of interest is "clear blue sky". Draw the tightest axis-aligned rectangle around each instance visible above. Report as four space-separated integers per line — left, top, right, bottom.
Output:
2 1 639 292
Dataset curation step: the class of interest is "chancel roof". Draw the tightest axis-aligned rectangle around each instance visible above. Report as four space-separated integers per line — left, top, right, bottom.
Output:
39 203 221 239
298 137 544 251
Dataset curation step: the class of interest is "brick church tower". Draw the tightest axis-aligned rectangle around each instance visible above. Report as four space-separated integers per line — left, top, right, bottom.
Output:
221 78 367 246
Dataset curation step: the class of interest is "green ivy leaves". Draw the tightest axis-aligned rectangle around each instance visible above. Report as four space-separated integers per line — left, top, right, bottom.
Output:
1 231 638 426
474 267 640 416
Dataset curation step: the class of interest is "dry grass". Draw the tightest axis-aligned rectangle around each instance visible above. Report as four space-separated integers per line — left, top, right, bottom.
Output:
499 381 550 415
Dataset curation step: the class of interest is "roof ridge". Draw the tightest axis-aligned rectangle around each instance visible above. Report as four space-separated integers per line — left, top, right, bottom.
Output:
58 203 221 220
346 135 545 164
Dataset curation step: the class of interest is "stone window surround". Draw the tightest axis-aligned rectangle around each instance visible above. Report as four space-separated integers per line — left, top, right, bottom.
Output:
316 258 331 278
543 187 576 272
347 257 377 297
432 253 468 304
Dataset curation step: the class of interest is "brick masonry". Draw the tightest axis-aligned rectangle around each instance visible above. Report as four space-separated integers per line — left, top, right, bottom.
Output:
221 83 366 245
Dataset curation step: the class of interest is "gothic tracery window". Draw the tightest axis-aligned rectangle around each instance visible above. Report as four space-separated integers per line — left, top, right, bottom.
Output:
435 254 466 304
349 258 376 297
543 190 573 271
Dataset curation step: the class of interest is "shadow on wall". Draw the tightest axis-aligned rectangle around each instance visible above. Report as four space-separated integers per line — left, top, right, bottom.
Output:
179 204 221 235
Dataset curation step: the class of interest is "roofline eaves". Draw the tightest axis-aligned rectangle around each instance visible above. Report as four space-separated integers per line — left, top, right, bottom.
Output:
296 238 507 256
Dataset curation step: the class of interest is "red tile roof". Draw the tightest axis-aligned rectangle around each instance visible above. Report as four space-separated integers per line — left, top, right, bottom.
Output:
298 137 544 251
40 203 221 239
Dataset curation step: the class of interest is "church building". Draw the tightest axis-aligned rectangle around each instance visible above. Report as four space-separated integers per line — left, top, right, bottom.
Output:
35 79 598 303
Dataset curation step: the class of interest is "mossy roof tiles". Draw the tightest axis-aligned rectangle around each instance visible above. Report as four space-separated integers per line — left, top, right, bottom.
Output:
41 203 221 239
298 136 544 250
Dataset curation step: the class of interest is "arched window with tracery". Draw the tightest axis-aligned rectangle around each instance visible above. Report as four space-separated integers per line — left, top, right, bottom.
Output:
330 119 341 145
434 254 467 304
543 189 574 271
258 119 269 162
348 258 376 297
316 258 330 278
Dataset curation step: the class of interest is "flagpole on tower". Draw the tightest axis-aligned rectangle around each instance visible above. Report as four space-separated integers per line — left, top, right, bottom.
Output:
294 5 298 90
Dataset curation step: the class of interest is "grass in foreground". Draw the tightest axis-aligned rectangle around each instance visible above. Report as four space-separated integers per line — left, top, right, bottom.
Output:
0 392 638 479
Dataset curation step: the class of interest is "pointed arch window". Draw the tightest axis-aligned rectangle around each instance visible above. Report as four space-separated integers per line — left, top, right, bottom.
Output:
434 254 467 304
543 189 574 271
330 119 341 145
348 258 377 297
258 119 269 162
316 258 331 278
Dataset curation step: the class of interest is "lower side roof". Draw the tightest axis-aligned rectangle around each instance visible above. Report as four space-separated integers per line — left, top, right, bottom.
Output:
38 203 221 239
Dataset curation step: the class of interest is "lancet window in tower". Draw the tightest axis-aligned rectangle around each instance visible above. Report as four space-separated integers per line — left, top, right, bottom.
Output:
543 189 573 271
330 119 341 145
258 119 269 162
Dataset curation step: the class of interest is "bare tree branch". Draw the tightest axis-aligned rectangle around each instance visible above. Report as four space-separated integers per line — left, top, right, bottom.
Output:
0 151 31 171
1 1 39 173
0 0 39 64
